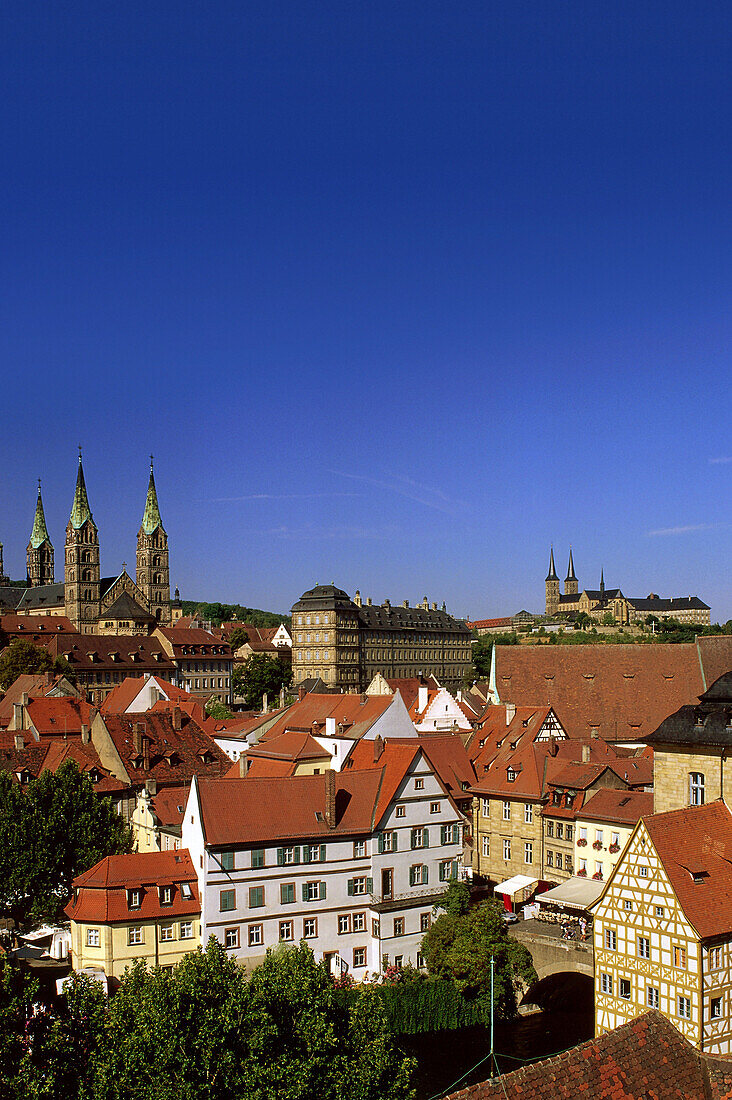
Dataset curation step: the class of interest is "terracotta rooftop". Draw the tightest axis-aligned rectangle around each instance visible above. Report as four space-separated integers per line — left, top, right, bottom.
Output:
98 711 232 787
259 693 398 743
446 1010 730 1099
580 788 654 826
65 850 200 924
42 635 176 675
0 673 79 726
485 637 732 742
100 675 194 715
24 696 96 736
642 800 732 941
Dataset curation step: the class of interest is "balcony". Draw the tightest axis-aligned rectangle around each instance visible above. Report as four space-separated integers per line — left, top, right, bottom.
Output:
369 886 448 913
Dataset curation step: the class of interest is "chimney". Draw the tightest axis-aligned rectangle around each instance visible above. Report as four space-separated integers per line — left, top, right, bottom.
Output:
582 744 590 763
145 778 157 796
373 734 385 763
14 734 24 752
298 686 306 702
12 703 24 731
325 716 336 737
81 724 90 744
324 769 336 829
143 737 150 772
21 693 29 706
239 754 247 777
263 692 268 713
505 702 516 726
418 683 428 713
548 736 559 757
172 706 182 731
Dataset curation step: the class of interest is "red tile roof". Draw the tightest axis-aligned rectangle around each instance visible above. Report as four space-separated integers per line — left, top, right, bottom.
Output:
40 740 126 793
99 711 232 788
0 614 77 637
259 693 396 743
486 638 732 742
0 673 79 726
65 850 199 924
100 675 194 715
43 635 176 676
580 788 654 826
445 1010 721 1099
643 800 732 941
25 696 95 736
468 617 513 630
149 785 190 827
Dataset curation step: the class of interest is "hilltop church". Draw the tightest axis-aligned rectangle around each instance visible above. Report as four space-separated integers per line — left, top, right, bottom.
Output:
544 548 711 627
0 455 178 634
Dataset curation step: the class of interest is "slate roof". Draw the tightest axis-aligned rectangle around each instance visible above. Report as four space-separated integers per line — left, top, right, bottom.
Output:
445 1010 724 1099
628 595 710 612
14 583 66 612
643 800 732 941
101 591 155 623
358 602 470 634
486 638 732 742
65 850 199 924
0 587 27 611
645 673 732 748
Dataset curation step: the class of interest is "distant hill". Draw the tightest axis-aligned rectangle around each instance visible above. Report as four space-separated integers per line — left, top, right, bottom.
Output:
180 601 290 628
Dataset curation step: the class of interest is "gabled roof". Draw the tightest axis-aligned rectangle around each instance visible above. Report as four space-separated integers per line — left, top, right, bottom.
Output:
40 740 126 793
0 673 79 726
414 735 477 796
195 771 384 846
643 800 732 941
259 693 397 743
148 785 190 828
579 788 654 827
445 1010 723 1099
25 696 95 736
65 850 199 924
101 591 155 623
99 712 231 786
484 638 732 742
100 675 194 715
14 583 66 611
42 635 176 675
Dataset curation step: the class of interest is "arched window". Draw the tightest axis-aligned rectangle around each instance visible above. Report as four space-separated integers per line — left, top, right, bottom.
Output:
689 773 705 806
82 569 91 582
153 555 161 567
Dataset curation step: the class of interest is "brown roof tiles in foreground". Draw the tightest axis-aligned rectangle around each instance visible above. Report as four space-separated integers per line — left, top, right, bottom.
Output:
65 850 199 925
446 1010 726 1099
580 788 654 827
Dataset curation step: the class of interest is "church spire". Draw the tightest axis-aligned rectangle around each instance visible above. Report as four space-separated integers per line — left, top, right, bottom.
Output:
545 547 558 581
600 568 605 595
69 450 93 529
29 480 50 549
565 547 576 582
141 456 165 534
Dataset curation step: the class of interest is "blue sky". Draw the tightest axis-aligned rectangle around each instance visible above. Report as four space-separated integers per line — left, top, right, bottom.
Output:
1 2 730 620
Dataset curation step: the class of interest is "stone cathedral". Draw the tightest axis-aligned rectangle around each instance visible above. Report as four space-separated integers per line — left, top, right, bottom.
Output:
0 455 174 633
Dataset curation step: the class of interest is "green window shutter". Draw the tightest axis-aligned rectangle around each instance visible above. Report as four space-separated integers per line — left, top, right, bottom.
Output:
451 860 459 880
441 825 447 845
410 829 417 850
294 846 301 864
423 828 429 849
393 832 398 852
378 833 384 854
347 879 354 896
409 866 415 887
366 877 373 894
423 865 429 884
319 881 326 901
320 844 326 862
302 883 308 902
302 846 310 864
277 848 284 866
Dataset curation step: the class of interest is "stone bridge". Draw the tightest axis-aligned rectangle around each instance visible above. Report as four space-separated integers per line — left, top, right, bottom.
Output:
510 918 594 981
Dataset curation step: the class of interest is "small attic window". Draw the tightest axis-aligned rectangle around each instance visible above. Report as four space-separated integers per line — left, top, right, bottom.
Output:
180 882 193 899
619 797 630 807
315 811 324 822
507 768 516 782
691 871 709 885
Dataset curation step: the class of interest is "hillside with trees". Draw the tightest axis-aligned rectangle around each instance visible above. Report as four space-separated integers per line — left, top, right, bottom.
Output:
181 601 290 628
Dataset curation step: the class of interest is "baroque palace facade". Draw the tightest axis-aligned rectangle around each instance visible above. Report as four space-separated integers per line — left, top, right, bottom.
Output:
290 584 472 692
0 455 173 633
545 548 710 627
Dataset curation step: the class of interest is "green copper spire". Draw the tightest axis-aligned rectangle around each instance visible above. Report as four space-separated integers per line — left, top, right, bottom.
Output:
29 480 51 548
69 451 93 529
141 457 165 534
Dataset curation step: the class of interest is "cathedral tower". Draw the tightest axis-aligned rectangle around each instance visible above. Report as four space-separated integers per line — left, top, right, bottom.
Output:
64 453 101 633
545 548 560 616
136 458 171 624
27 480 55 587
564 547 578 597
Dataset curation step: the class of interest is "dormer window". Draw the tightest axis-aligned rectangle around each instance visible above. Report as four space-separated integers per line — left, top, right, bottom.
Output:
128 889 142 909
691 871 708 885
180 882 193 900
507 768 516 782
159 885 173 905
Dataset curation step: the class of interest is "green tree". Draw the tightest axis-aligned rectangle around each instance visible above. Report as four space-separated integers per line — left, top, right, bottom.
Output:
204 698 234 720
0 761 132 927
86 940 414 1100
233 654 292 709
421 900 536 1018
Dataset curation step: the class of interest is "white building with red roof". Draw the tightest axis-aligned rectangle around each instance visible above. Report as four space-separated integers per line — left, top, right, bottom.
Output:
182 742 465 977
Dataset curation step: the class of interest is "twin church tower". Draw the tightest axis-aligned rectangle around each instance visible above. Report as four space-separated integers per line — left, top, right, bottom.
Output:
19 453 172 632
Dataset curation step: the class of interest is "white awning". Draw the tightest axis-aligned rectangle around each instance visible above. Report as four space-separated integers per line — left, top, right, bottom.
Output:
494 874 538 898
536 876 605 911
